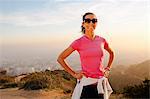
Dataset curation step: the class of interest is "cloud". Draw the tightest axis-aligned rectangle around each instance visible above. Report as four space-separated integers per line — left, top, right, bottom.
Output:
0 12 71 26
0 1 88 26
0 0 147 27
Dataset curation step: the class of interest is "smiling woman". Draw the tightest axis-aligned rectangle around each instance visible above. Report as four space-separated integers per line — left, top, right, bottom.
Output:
57 12 114 99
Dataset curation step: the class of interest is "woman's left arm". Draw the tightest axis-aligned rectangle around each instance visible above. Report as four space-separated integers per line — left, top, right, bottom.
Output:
104 44 114 70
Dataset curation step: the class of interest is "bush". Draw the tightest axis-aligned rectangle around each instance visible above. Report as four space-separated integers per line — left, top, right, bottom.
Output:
122 78 150 98
0 82 18 89
20 70 76 92
0 75 15 86
0 70 76 93
20 72 54 90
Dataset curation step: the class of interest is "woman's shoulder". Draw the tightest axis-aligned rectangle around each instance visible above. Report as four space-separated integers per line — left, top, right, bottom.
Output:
73 35 85 41
96 35 106 41
70 35 84 48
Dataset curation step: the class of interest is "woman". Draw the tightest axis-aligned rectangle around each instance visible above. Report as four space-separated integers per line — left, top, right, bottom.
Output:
57 12 114 99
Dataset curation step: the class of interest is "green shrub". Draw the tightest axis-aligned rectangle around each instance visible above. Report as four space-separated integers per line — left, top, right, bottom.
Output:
20 73 53 90
0 70 76 92
122 78 150 98
0 82 18 89
20 70 76 92
0 75 15 86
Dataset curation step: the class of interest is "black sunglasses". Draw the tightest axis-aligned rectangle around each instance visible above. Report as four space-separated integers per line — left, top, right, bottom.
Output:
84 18 97 24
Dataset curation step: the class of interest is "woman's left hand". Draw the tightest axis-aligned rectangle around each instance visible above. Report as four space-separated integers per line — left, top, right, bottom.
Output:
103 67 110 78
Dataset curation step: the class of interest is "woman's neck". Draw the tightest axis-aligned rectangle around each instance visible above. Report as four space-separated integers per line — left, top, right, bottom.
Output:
85 31 95 40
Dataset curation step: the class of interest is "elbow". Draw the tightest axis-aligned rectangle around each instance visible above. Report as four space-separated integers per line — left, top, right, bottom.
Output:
57 56 65 63
111 50 114 55
57 57 61 63
109 50 114 56
111 51 114 58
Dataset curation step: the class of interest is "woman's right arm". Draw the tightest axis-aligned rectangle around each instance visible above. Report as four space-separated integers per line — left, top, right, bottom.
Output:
57 46 83 79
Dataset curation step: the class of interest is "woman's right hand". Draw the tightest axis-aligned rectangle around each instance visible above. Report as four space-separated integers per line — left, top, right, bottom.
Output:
73 71 85 79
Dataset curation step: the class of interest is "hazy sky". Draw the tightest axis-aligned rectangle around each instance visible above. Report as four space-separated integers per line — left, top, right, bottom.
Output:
0 0 149 66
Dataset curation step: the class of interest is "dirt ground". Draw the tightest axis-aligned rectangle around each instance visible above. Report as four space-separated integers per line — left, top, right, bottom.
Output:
0 88 71 99
0 88 125 99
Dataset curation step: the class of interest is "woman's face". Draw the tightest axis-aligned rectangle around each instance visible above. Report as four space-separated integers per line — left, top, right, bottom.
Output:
82 14 97 33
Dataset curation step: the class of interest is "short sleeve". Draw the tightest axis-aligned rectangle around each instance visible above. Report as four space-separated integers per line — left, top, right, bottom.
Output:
69 40 80 50
103 38 109 48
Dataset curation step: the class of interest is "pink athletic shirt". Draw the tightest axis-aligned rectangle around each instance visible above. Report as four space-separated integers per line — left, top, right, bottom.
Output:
70 35 109 78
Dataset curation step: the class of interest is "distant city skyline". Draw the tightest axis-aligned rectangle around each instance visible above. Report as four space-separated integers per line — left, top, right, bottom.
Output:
0 0 149 67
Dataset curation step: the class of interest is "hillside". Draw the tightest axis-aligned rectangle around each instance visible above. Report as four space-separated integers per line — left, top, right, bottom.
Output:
0 60 149 96
109 60 150 92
